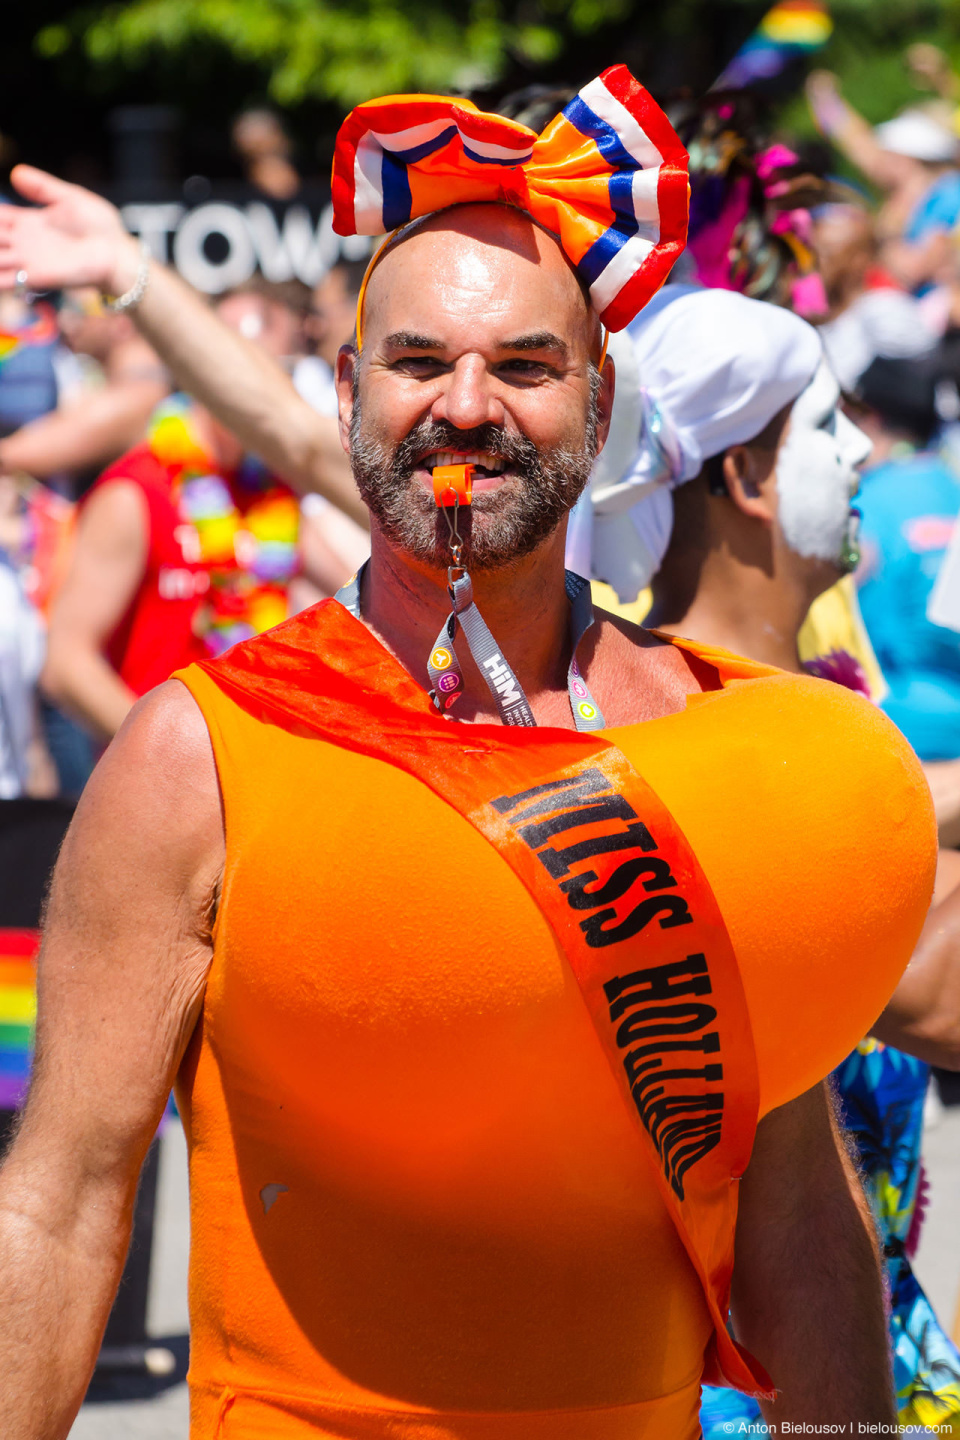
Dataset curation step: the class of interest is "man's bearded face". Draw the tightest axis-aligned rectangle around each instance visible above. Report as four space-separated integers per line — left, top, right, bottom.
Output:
349 375 600 571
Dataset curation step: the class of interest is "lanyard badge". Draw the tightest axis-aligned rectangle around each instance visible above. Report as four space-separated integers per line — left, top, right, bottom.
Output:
426 465 605 730
335 463 607 732
427 464 534 725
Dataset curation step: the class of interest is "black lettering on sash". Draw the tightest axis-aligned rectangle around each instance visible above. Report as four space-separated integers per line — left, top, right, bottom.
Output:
628 1061 724 1093
559 856 677 910
654 1113 724 1194
487 771 727 1201
518 795 637 850
672 1135 724 1192
581 894 693 948
490 768 610 818
642 1094 724 1146
616 1003 718 1048
624 1034 721 1085
604 955 712 1018
536 821 657 879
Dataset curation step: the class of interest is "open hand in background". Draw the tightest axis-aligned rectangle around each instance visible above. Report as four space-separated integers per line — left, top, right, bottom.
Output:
0 165 141 296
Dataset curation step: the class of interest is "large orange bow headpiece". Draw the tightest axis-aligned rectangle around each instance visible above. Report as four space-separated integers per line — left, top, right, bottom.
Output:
331 65 689 333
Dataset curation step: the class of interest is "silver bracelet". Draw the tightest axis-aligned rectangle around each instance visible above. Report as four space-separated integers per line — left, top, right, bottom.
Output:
105 237 151 314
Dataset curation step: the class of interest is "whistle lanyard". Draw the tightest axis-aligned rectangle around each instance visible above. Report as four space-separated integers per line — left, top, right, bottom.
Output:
335 561 606 732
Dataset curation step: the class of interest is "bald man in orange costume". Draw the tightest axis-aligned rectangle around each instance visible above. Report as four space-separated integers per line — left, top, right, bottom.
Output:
0 70 936 1440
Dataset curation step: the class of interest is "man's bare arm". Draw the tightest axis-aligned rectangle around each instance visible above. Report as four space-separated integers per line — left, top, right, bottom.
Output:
873 878 960 1068
0 167 368 528
731 1081 894 1428
0 681 223 1438
0 378 168 480
806 71 912 193
41 481 147 741
922 759 960 848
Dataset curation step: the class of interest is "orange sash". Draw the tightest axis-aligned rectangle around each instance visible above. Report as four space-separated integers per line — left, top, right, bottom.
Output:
182 599 773 1398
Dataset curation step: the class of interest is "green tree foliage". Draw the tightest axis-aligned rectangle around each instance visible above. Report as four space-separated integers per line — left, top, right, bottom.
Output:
35 0 632 108
32 0 960 141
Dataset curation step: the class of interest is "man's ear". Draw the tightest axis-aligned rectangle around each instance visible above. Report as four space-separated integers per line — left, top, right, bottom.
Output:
593 355 616 455
722 444 777 525
335 344 356 456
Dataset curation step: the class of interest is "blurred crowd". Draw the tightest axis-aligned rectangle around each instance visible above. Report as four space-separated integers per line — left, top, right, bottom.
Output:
4 63 960 811
0 226 369 800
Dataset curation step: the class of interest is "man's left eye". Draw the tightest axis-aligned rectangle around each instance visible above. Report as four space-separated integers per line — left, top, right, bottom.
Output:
499 359 547 376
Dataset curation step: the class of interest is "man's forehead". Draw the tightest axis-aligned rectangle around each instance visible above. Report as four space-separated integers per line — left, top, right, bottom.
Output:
363 203 593 343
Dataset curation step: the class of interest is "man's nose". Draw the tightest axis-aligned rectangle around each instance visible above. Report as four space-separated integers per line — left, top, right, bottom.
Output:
431 355 504 431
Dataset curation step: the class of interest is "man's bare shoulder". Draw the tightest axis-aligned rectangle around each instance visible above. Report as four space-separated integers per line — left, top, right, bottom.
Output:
589 609 703 725
67 679 223 888
110 677 218 783
27 679 222 1172
77 476 149 532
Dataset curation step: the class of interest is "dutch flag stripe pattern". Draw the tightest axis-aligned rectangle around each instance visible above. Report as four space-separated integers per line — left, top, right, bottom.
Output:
331 65 688 332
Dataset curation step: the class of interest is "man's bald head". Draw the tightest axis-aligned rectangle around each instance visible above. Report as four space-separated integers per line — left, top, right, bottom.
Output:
336 199 613 572
360 203 602 365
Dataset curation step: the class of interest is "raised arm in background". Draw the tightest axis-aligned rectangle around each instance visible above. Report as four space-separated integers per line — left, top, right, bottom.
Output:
0 378 167 481
806 71 913 195
0 167 367 528
40 481 147 742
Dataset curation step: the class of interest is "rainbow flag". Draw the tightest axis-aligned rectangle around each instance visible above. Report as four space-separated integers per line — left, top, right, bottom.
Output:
714 0 833 90
0 929 39 1110
0 303 59 369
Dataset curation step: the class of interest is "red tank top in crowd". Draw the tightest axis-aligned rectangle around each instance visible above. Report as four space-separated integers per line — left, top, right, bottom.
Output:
88 397 301 698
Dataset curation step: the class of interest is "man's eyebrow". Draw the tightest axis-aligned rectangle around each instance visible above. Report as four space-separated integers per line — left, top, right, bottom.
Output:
381 329 569 355
383 331 443 349
499 331 568 355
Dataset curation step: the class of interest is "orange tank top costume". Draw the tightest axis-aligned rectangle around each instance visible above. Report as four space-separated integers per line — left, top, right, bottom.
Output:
174 601 935 1440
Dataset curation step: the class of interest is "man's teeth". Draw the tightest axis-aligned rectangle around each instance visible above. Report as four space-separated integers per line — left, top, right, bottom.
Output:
425 450 504 472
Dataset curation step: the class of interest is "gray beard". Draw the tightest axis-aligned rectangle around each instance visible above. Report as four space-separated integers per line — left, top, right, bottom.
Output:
348 387 599 572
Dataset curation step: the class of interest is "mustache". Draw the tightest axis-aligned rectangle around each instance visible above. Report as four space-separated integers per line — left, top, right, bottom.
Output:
393 421 541 478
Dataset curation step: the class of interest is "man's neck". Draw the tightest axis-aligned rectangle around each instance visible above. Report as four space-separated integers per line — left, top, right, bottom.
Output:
358 525 576 722
650 547 811 675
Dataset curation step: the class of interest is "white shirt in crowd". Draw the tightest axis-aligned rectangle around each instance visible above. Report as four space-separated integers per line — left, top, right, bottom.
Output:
0 553 44 799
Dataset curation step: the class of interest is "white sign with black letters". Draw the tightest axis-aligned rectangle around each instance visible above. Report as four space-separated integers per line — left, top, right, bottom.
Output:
120 199 370 293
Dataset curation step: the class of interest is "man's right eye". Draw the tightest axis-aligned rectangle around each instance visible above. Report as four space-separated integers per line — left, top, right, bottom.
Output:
392 355 445 374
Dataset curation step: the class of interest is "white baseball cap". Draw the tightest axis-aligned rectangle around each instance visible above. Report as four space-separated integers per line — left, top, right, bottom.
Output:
874 109 959 163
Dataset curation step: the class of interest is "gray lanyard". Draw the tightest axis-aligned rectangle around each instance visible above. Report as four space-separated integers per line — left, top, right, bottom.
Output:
335 561 606 731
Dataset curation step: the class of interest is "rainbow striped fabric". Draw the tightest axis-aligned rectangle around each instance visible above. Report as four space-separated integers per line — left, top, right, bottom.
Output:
0 302 59 370
715 1 833 89
332 65 688 332
0 929 39 1111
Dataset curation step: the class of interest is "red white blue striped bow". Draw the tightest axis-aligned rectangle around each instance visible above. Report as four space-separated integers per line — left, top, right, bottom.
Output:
331 65 689 332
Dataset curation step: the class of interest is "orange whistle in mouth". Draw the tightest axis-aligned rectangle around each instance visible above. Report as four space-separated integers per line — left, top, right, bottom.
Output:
432 463 474 507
